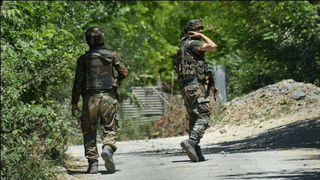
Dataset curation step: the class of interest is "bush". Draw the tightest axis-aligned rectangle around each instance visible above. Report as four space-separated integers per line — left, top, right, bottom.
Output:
118 114 155 141
1 88 70 179
153 97 189 138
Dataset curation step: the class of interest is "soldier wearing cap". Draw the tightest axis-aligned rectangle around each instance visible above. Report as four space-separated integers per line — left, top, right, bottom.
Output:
176 19 218 162
71 27 128 173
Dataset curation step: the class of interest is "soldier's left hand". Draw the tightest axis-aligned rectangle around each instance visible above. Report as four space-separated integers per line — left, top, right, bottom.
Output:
71 104 80 117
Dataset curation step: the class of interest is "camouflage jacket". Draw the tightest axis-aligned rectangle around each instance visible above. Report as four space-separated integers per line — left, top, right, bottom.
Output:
71 46 128 105
177 37 206 84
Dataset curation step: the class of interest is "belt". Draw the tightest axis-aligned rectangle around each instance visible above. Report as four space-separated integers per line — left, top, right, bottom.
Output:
85 89 114 97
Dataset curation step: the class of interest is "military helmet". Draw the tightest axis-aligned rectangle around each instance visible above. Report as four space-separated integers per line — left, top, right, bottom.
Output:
184 19 204 34
85 27 105 45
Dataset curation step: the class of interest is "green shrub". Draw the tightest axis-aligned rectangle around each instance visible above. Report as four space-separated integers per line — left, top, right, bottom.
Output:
1 89 70 179
118 114 155 141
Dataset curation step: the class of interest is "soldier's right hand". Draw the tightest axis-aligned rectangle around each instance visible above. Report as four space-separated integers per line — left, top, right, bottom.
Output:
112 78 119 88
71 104 80 117
205 75 210 85
188 31 203 39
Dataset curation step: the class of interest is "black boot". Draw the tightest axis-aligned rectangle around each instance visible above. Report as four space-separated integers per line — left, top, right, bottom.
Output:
180 139 199 162
195 145 205 161
101 146 115 172
87 159 98 174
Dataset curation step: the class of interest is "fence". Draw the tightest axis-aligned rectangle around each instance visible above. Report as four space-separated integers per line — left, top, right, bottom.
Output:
119 87 166 123
213 65 227 103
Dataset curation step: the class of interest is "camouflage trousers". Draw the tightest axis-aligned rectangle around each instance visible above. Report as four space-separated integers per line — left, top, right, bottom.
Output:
81 90 119 160
180 83 211 143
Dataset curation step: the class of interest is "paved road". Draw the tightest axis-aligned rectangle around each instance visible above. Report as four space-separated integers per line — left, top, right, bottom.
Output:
67 139 320 180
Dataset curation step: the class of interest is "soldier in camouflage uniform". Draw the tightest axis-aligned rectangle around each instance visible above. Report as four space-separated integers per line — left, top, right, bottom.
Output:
177 19 218 162
71 27 128 173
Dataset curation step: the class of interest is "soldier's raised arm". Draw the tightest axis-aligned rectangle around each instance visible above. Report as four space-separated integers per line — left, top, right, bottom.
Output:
188 31 217 51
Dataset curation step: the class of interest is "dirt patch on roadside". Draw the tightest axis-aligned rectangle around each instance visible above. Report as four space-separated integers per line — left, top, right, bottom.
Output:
219 79 320 126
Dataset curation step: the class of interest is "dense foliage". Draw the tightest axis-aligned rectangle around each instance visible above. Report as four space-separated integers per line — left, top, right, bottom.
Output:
1 1 319 179
207 1 320 99
1 1 95 179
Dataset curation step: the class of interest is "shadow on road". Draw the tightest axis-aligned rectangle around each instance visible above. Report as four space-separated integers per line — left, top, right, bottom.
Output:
100 170 119 174
216 170 320 180
204 117 320 155
171 159 210 163
67 169 119 175
284 155 320 162
67 170 88 175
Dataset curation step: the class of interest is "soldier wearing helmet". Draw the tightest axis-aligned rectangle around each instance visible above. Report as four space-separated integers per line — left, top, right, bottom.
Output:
177 19 218 162
71 27 128 173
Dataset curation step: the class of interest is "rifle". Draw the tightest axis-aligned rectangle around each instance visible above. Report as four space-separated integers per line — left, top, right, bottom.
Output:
205 66 217 101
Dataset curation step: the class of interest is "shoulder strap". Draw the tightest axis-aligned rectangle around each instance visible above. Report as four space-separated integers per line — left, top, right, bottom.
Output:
91 52 112 64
